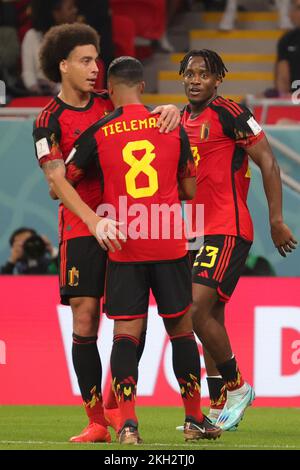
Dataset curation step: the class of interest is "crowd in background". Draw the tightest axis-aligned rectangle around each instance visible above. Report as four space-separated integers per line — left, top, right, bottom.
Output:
0 0 186 99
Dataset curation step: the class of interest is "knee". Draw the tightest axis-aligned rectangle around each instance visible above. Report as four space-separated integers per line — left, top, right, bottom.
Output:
189 301 209 328
71 299 100 337
189 302 201 320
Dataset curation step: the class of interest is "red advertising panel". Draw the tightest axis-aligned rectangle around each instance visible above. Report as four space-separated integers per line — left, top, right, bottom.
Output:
0 277 299 406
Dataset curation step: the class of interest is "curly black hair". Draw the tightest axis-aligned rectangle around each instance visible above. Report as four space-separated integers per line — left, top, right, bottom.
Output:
179 49 228 78
40 23 100 83
108 56 144 85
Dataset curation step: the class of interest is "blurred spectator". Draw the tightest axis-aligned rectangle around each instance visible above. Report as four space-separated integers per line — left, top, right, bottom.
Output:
0 0 27 99
219 0 292 31
0 0 17 26
21 0 78 95
0 227 58 274
202 0 226 10
112 14 136 58
111 0 174 53
15 0 32 42
153 0 175 53
276 0 300 95
77 0 114 72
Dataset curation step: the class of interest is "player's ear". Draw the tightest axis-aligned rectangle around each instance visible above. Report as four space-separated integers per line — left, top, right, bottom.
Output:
215 74 223 88
60 59 68 76
107 79 113 97
139 81 145 94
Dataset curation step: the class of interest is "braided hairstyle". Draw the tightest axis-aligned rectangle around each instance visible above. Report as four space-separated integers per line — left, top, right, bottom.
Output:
179 49 228 79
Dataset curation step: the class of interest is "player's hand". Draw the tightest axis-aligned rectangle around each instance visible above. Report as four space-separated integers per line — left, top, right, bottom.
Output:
270 221 298 257
152 105 180 133
88 215 126 252
96 218 126 252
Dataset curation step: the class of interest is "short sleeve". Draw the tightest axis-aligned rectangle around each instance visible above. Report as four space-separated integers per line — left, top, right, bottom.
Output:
220 103 265 149
33 110 62 166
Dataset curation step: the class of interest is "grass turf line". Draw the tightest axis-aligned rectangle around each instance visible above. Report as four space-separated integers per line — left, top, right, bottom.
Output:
0 406 299 450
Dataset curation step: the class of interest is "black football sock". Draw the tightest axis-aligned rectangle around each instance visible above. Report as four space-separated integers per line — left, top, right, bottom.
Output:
206 376 226 410
105 330 146 410
216 356 245 391
136 330 146 364
72 334 102 403
111 334 139 427
170 332 203 423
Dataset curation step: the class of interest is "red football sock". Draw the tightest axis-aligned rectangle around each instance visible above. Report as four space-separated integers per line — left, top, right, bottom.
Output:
105 380 118 410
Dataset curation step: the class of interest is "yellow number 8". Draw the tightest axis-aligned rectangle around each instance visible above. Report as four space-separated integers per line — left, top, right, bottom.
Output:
123 140 158 199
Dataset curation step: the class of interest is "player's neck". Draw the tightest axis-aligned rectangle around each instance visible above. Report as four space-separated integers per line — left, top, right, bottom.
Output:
113 98 142 108
58 86 91 108
190 93 217 118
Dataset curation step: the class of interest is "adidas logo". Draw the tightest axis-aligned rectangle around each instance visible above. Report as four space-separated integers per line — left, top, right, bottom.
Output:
197 270 209 278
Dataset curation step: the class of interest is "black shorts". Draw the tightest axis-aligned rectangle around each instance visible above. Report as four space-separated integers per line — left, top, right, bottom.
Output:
59 236 107 305
192 235 252 303
104 255 192 320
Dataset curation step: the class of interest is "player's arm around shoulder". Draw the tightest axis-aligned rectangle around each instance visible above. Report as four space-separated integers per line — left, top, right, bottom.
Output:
151 104 181 133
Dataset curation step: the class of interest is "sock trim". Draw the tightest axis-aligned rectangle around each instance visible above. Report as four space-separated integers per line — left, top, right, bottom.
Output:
72 334 97 345
113 334 139 346
170 332 194 341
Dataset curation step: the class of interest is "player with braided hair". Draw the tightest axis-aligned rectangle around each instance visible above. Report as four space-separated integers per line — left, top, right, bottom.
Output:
178 49 297 431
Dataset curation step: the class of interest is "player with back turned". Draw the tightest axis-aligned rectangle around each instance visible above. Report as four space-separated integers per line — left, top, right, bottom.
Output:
32 23 181 443
179 49 297 431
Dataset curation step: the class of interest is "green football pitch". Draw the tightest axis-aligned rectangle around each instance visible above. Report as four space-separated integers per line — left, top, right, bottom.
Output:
0 406 299 450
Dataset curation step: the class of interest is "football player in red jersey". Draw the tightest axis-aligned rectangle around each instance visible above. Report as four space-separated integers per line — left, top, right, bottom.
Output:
180 49 297 431
44 56 223 444
33 23 181 443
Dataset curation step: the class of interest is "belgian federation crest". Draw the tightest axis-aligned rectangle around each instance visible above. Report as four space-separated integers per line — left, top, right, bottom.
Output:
68 267 79 287
199 121 210 141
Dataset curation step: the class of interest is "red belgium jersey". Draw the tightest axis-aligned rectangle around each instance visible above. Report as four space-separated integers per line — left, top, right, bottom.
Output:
33 91 114 242
181 96 265 242
68 104 196 263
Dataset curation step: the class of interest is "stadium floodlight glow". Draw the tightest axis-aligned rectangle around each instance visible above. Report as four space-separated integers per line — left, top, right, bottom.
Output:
0 80 6 105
